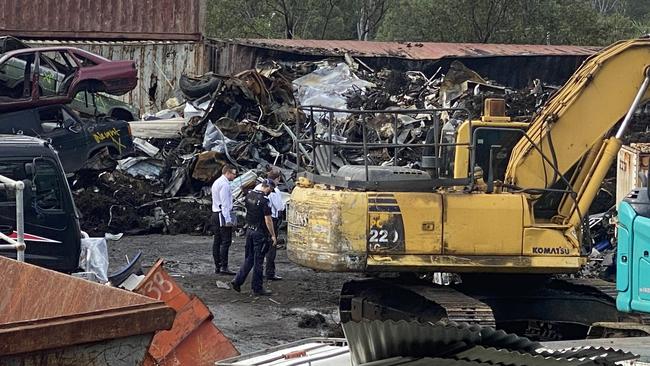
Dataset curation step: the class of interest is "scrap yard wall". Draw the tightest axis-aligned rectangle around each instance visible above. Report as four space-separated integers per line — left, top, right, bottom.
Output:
27 40 207 114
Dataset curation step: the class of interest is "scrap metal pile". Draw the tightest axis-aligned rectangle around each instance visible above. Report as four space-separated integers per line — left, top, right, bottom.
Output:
72 58 578 236
293 60 553 172
73 65 303 236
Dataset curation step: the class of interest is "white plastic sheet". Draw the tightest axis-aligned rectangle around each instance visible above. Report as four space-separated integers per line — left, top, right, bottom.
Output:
184 99 212 121
117 157 164 179
203 122 238 153
79 237 109 283
293 62 375 118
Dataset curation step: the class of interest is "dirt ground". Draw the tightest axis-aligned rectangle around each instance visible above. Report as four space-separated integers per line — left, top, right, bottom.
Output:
107 233 355 354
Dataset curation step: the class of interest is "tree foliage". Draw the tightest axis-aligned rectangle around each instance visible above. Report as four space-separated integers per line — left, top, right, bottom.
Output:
205 0 649 45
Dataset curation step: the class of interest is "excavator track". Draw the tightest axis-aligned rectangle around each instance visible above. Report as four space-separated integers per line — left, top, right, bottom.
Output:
406 284 496 327
553 277 650 324
340 278 496 327
339 276 649 341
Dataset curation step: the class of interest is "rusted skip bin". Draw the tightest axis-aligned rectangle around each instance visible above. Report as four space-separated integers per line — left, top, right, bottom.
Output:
135 259 239 365
0 256 175 365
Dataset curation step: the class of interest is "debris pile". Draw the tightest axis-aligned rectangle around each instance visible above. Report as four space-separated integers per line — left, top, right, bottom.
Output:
293 59 555 171
577 210 617 280
74 67 302 236
73 58 557 236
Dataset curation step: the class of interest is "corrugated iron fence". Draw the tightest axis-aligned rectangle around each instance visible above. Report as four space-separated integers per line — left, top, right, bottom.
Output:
28 40 206 114
205 40 258 76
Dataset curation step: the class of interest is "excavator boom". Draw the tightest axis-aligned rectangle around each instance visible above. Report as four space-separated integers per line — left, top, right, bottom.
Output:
505 39 650 193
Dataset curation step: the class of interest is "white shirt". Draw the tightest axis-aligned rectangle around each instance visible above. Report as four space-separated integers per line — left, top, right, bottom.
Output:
253 184 285 218
268 187 285 219
211 175 233 223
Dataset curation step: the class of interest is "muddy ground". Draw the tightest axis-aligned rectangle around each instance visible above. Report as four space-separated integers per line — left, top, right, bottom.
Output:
107 233 356 354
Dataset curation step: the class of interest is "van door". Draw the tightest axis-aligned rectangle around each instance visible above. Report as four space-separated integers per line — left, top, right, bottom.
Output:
35 106 87 173
0 158 80 271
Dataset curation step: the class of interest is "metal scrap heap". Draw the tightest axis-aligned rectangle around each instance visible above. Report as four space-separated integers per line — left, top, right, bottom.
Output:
72 59 557 236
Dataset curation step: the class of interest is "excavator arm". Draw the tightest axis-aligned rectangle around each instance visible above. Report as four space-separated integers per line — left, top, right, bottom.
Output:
505 39 650 219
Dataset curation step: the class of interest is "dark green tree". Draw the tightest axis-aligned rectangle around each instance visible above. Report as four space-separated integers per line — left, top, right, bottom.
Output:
205 0 647 45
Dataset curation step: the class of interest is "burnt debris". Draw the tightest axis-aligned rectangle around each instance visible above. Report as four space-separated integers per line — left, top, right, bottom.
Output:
72 59 559 236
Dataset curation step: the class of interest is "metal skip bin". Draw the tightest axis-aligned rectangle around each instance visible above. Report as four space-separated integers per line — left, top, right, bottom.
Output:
135 259 239 365
0 256 175 365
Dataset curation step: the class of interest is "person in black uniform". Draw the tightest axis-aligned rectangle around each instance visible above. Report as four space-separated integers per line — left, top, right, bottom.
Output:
230 180 277 296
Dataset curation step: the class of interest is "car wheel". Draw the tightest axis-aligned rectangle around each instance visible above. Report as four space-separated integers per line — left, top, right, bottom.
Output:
180 74 222 99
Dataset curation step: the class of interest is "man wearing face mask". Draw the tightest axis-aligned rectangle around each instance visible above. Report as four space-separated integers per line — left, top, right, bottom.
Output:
231 179 277 296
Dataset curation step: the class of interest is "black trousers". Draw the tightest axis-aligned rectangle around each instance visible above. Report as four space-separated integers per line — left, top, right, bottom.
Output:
211 212 232 270
264 217 280 277
233 229 266 293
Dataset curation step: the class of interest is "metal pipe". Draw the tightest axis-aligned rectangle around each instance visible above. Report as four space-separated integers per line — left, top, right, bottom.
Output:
393 113 398 166
0 175 19 185
295 109 301 166
433 114 440 177
15 180 24 262
311 107 316 172
297 140 471 149
0 233 25 251
362 120 369 181
328 110 333 173
282 124 311 163
0 175 26 261
615 73 650 139
299 106 472 116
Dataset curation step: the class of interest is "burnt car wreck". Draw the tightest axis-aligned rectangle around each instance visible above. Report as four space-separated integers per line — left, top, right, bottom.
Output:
0 42 138 175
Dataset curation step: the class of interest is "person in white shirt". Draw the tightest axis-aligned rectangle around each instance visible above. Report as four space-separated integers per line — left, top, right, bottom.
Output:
211 164 237 275
264 169 285 281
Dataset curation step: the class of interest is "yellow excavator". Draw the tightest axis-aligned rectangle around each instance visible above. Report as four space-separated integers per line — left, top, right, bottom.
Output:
287 39 650 340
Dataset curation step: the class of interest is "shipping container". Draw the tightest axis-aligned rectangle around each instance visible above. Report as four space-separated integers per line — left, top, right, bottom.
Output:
0 0 204 41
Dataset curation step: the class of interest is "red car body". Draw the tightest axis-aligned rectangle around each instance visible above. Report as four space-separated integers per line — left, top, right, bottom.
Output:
0 47 137 111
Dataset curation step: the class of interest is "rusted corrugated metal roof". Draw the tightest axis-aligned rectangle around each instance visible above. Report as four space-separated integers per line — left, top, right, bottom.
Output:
230 39 599 60
0 0 204 41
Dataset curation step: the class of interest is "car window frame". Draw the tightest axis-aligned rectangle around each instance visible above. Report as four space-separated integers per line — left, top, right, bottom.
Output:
32 157 65 213
0 52 38 100
36 50 80 99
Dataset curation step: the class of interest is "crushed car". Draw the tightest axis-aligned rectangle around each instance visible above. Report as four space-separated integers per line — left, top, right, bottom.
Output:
0 46 137 111
0 36 140 120
0 104 135 174
73 90 140 121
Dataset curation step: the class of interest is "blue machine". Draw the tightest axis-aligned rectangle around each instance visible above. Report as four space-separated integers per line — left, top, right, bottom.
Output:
617 187 650 313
